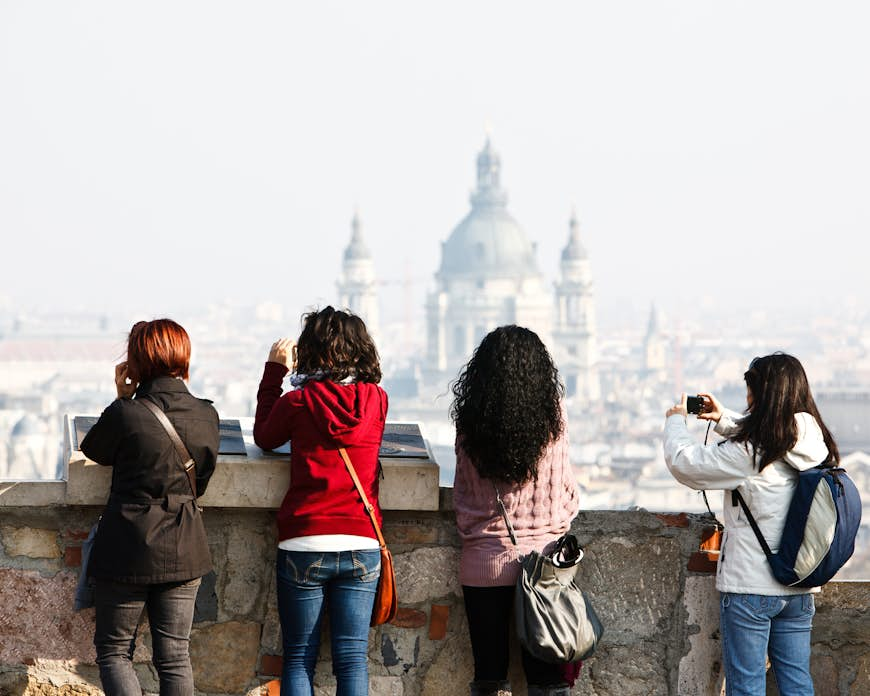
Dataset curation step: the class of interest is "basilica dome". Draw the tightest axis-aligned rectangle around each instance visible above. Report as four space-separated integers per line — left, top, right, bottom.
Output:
438 139 540 279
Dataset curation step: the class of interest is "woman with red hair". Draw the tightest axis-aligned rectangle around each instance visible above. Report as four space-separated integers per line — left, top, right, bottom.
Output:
81 318 219 696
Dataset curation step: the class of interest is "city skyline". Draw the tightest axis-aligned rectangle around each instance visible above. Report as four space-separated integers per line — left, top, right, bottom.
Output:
2 2 869 331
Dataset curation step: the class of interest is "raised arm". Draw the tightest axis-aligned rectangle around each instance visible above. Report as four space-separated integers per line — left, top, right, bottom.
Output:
663 414 756 491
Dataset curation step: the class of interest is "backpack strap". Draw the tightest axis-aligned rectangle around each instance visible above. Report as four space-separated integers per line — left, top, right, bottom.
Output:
731 489 773 558
140 398 198 498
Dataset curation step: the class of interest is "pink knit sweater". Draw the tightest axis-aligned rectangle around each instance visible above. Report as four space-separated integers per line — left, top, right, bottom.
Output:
453 428 581 587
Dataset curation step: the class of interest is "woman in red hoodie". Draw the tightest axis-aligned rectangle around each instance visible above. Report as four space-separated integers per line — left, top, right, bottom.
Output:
254 307 388 696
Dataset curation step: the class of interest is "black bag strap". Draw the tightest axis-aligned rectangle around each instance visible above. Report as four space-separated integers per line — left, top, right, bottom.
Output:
140 398 198 498
493 482 519 547
731 489 773 558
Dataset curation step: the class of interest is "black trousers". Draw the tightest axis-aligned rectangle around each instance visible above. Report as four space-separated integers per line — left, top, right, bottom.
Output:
463 585 565 687
94 577 201 696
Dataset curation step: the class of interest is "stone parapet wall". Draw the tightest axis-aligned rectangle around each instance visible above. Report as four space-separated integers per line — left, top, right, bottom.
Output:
0 502 867 696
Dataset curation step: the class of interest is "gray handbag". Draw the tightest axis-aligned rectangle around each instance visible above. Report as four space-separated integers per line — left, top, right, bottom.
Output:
495 484 604 663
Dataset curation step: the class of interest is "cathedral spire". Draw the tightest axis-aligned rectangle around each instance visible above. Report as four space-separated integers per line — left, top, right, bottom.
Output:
344 208 371 261
471 136 508 208
561 208 588 261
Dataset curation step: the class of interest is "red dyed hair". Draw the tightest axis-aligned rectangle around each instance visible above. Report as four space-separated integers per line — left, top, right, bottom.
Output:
126 319 191 383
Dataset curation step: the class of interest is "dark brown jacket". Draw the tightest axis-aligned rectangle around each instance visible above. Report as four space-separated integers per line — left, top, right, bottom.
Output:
81 377 219 583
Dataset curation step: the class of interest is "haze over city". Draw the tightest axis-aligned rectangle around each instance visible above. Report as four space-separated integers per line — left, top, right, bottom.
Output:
2 2 869 580
2 1 869 327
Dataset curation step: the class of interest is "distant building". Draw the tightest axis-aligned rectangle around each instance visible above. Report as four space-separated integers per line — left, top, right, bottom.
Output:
337 210 380 341
816 390 870 454
422 138 598 398
553 210 600 401
334 138 601 400
643 304 666 378
2 413 59 481
425 138 553 378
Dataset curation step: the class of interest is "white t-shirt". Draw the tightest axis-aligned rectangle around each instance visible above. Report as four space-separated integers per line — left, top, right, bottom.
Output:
278 534 380 552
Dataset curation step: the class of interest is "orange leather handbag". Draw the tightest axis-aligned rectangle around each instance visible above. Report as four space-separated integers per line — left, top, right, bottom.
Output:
339 448 398 626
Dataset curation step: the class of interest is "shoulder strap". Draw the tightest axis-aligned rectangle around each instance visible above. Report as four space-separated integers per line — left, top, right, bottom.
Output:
493 482 518 547
339 447 386 549
731 489 773 558
140 398 198 498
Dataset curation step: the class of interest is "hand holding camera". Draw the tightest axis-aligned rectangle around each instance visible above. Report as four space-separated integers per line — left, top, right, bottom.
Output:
666 392 724 422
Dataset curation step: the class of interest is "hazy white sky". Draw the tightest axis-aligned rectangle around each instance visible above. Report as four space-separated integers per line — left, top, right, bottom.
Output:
1 1 868 331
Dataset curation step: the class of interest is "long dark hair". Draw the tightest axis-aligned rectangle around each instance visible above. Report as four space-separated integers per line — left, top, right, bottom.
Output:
732 353 838 469
295 306 381 384
450 325 564 484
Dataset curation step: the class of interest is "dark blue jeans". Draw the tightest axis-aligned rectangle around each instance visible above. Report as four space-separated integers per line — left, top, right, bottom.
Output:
276 549 380 696
94 577 201 696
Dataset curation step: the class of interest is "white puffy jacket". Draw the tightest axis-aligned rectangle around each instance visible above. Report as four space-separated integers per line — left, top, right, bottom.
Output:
663 409 829 595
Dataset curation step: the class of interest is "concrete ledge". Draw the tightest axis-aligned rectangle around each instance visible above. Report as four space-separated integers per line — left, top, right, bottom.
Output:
54 415 439 511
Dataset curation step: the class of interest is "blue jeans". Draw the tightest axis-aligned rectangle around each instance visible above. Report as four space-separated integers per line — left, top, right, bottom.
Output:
720 592 815 696
277 549 380 696
94 577 201 696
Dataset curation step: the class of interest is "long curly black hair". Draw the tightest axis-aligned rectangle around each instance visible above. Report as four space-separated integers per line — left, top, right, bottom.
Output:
450 325 564 484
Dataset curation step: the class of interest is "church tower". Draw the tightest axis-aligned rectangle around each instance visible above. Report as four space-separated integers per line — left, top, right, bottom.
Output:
337 210 379 340
643 303 666 378
553 210 600 402
425 138 552 378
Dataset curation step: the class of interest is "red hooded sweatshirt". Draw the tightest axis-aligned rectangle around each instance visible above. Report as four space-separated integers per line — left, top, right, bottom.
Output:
253 362 389 541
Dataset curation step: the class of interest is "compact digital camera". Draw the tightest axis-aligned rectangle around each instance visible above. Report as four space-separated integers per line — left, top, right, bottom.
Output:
686 395 705 415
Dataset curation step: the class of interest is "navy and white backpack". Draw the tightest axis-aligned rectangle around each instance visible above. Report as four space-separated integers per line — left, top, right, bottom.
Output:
733 464 862 587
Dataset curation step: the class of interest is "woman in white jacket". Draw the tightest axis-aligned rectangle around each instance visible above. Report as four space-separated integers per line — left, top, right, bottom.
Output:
663 353 837 696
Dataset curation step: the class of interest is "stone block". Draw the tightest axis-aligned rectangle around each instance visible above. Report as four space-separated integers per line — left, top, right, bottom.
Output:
0 481 66 507
420 633 473 696
379 629 422 675
259 654 282 677
377 459 439 512
655 512 689 528
66 416 440 511
189 621 261 694
20 679 103 695
64 546 82 567
574 644 669 696
853 653 870 696
370 675 403 696
390 607 427 629
217 523 270 621
261 604 282 655
0 569 95 663
392 547 461 605
810 654 839 696
428 605 449 640
678 576 723 696
574 535 681 643
382 518 440 546
0 526 60 559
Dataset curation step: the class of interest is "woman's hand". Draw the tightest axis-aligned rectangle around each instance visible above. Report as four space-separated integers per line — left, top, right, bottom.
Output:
697 392 725 423
268 338 297 370
115 361 137 399
666 393 688 418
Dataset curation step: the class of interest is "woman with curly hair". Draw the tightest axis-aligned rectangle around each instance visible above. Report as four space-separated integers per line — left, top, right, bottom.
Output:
451 325 581 696
253 306 387 696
